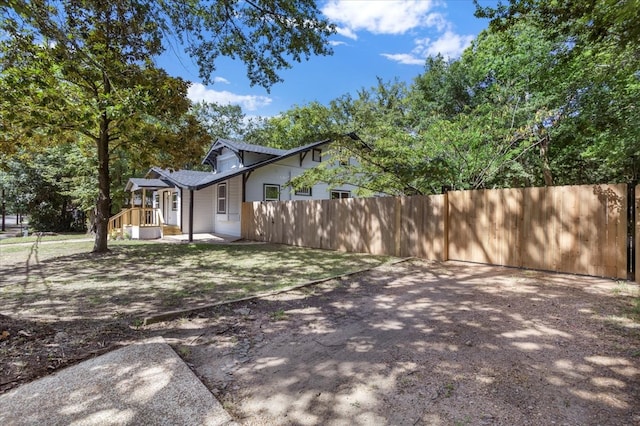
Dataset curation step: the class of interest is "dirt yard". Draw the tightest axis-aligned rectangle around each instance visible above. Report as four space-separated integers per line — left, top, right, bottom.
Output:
2 258 640 425
154 260 640 425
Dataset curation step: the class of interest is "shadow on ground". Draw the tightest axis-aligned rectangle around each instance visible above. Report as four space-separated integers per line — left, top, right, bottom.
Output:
152 260 640 425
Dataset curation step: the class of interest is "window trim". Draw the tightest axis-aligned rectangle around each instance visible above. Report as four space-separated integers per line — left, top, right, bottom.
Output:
295 187 312 196
263 184 280 201
330 190 351 200
312 148 322 162
171 193 178 211
217 183 227 214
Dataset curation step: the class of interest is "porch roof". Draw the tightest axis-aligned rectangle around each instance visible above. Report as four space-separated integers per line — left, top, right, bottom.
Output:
125 178 172 192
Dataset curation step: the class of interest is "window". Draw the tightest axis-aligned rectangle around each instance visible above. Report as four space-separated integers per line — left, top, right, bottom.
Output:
217 183 227 214
295 187 312 196
312 148 322 162
264 184 280 201
331 190 351 199
171 193 178 211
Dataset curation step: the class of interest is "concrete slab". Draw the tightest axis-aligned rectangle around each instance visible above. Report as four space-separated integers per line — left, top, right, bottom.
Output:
161 233 241 243
0 337 237 426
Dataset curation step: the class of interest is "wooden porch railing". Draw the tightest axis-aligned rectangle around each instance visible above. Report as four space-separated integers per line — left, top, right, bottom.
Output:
108 207 164 238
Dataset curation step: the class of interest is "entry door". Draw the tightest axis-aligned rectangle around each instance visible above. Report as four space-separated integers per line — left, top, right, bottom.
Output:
163 192 170 224
165 191 178 225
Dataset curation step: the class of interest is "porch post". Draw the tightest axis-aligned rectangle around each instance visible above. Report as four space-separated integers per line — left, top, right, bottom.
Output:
189 189 194 242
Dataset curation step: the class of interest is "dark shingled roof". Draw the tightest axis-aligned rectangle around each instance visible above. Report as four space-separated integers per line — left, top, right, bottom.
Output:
125 178 171 192
202 138 288 167
218 139 288 156
148 139 331 191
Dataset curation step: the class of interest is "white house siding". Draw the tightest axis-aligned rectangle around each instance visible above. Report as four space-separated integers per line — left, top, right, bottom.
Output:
214 176 242 236
217 151 240 172
183 186 216 233
243 151 274 166
244 150 359 202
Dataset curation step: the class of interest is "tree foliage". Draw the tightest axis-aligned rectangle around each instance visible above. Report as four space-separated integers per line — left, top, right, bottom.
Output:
1 0 335 252
262 6 639 195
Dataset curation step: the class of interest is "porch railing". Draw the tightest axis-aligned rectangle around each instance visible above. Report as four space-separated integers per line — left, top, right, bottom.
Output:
108 207 164 237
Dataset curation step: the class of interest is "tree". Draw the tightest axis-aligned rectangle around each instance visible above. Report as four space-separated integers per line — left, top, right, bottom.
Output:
475 0 640 50
1 0 335 253
475 0 640 184
248 101 336 149
284 79 441 196
1 145 90 232
191 101 264 143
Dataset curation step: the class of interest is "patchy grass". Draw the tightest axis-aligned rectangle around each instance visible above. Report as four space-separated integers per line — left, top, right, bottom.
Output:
0 232 90 245
0 240 392 322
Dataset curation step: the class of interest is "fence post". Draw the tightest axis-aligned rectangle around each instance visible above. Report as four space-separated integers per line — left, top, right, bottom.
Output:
443 188 449 261
394 197 402 257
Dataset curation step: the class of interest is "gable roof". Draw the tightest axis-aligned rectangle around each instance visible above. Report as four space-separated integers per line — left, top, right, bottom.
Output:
219 139 288 156
149 139 331 191
202 138 288 167
125 178 172 192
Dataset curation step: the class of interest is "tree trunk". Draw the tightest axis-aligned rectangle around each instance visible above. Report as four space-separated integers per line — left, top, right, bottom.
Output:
540 134 553 186
93 74 111 253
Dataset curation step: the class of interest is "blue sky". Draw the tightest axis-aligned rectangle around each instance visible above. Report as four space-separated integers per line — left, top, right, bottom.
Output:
157 0 496 118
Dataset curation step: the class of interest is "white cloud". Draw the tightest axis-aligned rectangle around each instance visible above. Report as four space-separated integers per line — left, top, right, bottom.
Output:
417 31 474 58
187 82 272 112
322 0 440 35
380 53 425 65
382 30 474 65
335 26 358 40
329 40 348 47
323 0 474 65
213 76 230 84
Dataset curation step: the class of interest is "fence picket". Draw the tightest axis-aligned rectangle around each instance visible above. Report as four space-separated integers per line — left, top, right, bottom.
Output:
240 184 629 280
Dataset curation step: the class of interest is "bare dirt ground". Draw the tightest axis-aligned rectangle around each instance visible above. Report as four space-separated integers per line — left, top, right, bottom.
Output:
153 260 640 425
3 258 640 425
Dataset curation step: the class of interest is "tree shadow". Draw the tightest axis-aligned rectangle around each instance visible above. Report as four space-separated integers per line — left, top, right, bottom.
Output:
156 260 640 424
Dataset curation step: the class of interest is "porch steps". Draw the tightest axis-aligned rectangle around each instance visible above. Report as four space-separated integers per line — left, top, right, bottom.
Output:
162 225 182 236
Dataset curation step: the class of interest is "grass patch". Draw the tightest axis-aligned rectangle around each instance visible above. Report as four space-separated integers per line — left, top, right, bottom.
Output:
1 240 393 321
0 232 90 245
630 297 640 322
270 309 288 321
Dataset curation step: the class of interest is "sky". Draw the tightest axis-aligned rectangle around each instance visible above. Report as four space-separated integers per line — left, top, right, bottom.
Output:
156 0 497 118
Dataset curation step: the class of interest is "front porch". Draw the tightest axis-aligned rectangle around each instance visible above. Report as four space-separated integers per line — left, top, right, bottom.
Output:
108 207 173 240
108 178 178 240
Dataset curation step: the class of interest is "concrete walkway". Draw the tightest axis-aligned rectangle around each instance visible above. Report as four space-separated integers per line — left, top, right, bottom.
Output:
161 233 241 243
0 337 237 426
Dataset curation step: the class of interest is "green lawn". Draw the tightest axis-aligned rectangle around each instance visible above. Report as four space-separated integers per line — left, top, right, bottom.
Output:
0 239 392 322
0 232 90 245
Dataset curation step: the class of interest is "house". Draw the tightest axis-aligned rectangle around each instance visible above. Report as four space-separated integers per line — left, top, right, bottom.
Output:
109 138 363 240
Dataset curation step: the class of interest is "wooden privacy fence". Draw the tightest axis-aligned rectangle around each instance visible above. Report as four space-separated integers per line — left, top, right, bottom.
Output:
242 195 448 259
447 184 627 279
241 183 632 280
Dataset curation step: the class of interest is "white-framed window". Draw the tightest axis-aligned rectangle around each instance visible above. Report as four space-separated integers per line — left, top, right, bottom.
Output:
312 148 322 162
264 184 280 201
217 183 227 214
331 190 351 199
171 193 178 211
295 187 312 196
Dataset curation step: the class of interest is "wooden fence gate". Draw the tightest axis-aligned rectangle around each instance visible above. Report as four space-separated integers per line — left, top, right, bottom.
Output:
242 183 633 281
